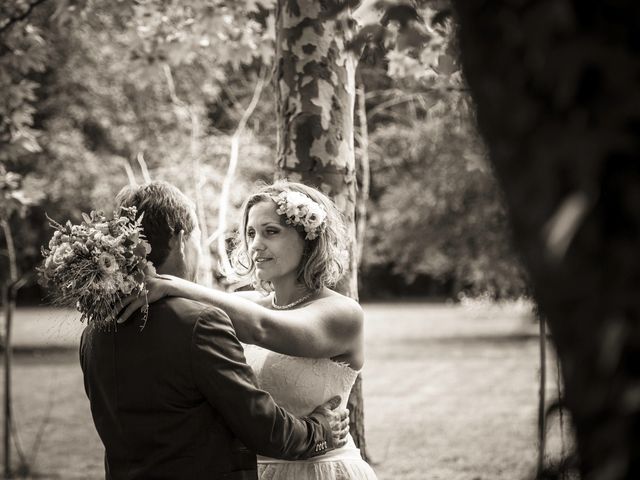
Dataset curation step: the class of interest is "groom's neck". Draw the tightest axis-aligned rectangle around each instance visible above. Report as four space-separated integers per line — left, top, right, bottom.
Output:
156 257 186 279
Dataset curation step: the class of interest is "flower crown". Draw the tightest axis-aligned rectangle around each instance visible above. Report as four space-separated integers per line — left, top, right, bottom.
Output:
273 191 327 240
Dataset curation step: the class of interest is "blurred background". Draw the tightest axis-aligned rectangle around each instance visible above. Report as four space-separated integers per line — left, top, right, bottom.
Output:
1 1 569 479
1 0 527 303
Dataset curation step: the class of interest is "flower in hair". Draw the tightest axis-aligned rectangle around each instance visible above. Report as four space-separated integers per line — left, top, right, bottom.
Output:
274 191 327 240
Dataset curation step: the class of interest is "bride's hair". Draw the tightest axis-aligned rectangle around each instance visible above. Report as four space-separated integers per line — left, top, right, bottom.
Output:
230 180 349 293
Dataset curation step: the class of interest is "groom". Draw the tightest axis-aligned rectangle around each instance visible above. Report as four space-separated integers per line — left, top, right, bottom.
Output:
80 181 348 480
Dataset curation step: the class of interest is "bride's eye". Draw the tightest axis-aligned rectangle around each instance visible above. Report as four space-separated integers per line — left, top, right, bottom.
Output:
246 229 255 239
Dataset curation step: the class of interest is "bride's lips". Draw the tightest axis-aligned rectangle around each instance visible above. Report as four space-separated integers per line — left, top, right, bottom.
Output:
254 257 273 266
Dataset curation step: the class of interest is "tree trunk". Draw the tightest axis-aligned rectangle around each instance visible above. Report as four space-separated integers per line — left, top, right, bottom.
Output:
452 1 640 478
273 0 369 460
538 317 547 474
2 285 13 480
355 83 370 266
1 219 17 479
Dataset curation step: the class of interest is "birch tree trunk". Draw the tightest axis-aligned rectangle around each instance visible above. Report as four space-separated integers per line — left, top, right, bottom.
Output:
273 0 369 460
452 1 640 478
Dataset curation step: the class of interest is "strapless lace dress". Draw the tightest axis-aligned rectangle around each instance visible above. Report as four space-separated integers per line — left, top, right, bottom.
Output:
244 344 377 480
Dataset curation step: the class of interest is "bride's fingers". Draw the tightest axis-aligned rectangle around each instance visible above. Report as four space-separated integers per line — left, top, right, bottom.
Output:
119 293 140 309
116 288 148 323
117 298 146 324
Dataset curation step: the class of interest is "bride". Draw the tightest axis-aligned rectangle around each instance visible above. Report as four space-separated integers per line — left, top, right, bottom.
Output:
119 181 377 479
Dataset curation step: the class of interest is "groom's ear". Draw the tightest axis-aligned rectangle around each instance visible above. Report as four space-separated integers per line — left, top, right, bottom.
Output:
167 230 185 258
176 230 186 258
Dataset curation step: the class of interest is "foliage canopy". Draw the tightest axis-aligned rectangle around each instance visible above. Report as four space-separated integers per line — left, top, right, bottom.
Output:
0 0 525 298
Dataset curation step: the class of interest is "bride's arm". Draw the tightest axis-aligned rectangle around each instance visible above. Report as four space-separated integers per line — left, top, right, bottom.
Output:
118 274 363 361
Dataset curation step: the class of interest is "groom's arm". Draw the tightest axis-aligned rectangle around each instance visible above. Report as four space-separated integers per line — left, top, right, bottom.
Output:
190 306 335 460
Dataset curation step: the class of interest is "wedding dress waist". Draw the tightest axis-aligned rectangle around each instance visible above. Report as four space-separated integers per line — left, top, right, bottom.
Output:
257 435 362 464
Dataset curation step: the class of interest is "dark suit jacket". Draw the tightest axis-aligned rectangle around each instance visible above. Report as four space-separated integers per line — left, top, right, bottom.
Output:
79 297 333 480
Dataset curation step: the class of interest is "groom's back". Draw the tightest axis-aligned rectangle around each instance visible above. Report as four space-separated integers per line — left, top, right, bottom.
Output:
80 296 255 480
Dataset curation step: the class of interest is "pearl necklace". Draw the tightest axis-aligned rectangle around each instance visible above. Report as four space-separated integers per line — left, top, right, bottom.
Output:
271 291 314 310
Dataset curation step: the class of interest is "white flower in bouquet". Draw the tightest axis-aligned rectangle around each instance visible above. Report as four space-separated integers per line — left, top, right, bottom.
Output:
98 252 119 274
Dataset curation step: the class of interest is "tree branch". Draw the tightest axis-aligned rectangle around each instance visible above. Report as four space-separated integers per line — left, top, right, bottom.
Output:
366 93 425 119
0 0 50 35
216 69 267 276
163 63 214 286
364 85 469 101
121 159 138 186
136 152 152 183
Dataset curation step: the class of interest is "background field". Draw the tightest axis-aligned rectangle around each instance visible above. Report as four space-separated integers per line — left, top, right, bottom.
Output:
1 302 567 480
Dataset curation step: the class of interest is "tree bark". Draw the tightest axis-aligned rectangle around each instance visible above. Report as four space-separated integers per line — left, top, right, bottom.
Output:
355 83 370 266
1 219 17 479
452 1 640 478
2 284 13 480
273 0 369 460
538 317 547 474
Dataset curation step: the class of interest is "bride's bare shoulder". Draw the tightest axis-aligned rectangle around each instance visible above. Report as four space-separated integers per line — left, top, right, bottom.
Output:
315 288 364 317
232 289 270 306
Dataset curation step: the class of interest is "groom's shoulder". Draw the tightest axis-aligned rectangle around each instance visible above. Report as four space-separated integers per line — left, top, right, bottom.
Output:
151 297 231 328
151 296 210 322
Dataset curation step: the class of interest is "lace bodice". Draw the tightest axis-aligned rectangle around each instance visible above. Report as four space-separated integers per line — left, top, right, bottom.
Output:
242 345 378 478
243 344 359 416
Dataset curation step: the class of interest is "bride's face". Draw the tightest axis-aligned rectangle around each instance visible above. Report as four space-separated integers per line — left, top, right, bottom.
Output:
246 200 305 283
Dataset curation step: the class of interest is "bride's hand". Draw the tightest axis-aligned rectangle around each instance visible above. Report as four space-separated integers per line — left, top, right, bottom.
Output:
117 273 174 324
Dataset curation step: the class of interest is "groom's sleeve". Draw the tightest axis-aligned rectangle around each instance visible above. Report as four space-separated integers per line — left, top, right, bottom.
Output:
190 306 335 460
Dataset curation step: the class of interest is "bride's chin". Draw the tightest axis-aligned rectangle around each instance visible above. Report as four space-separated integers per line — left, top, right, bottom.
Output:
255 270 271 282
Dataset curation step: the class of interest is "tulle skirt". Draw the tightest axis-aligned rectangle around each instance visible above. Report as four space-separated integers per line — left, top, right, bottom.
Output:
257 436 377 480
258 457 377 480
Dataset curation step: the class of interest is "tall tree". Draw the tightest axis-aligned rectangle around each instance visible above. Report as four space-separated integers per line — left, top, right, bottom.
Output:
272 0 369 459
0 165 39 477
451 0 640 478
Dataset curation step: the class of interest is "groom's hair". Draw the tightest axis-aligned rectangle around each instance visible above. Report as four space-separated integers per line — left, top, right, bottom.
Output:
116 181 196 267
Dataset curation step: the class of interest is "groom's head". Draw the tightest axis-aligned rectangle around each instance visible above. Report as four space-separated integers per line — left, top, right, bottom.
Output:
116 181 202 281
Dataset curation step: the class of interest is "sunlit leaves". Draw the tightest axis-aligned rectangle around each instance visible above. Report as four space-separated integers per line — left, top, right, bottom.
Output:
0 165 40 221
350 1 460 88
129 0 276 72
0 9 49 161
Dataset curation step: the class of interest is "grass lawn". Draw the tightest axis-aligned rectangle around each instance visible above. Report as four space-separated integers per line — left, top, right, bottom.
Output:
1 302 568 479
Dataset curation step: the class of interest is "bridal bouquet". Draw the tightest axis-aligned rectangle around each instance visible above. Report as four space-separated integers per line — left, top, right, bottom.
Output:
39 207 151 330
